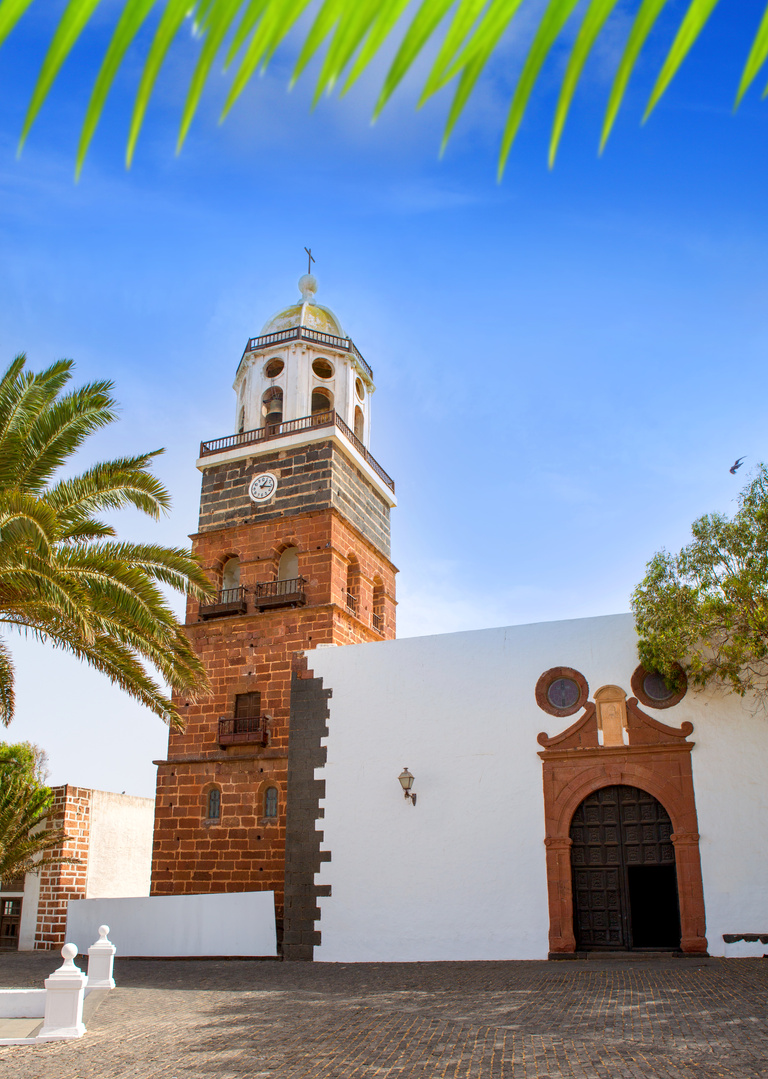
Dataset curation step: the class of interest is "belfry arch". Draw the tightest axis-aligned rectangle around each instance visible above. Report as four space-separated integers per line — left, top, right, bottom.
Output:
537 680 707 956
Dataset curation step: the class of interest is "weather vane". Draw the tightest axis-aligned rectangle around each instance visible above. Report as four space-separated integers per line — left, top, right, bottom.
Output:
304 246 315 274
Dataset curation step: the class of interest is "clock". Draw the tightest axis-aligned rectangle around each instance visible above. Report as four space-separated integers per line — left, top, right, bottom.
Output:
248 472 278 503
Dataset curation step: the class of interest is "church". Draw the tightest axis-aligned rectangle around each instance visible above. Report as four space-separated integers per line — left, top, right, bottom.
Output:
150 275 768 962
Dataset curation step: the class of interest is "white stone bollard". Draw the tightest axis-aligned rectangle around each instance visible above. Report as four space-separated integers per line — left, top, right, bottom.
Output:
87 925 116 989
38 943 87 1040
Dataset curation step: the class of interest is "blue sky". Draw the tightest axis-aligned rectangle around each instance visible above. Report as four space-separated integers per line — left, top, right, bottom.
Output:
1 1 767 796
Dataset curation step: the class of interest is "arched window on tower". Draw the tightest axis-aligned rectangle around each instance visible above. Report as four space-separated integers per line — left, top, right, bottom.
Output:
264 787 278 819
221 556 240 601
206 787 221 821
238 406 245 434
354 406 364 442
346 554 360 616
262 388 283 429
278 546 299 582
311 388 333 417
372 576 384 634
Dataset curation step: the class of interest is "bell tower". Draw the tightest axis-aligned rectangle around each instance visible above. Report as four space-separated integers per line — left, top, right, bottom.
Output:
150 274 397 936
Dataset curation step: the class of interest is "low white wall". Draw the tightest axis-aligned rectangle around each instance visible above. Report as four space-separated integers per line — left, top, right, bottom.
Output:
86 790 154 898
66 891 277 957
0 990 45 1018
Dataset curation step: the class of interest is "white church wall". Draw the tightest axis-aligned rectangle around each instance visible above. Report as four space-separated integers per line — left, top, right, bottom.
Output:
310 613 644 962
310 612 768 961
685 698 768 956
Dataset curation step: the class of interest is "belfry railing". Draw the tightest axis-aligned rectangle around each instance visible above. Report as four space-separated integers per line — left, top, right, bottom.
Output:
239 325 373 383
253 576 307 611
198 586 248 620
199 410 395 493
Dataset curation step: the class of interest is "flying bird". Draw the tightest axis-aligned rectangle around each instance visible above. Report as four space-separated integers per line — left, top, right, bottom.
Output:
730 456 746 475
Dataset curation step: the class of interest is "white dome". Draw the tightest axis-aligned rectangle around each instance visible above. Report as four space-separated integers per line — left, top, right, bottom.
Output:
260 275 344 338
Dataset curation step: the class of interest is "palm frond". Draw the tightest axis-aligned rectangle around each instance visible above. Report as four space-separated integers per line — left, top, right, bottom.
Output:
77 0 157 178
0 638 14 726
4 0 768 172
0 773 77 884
19 0 104 153
0 354 212 728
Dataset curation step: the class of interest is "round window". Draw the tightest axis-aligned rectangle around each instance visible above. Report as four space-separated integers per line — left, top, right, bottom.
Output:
355 377 365 401
547 678 580 710
631 663 687 709
312 358 334 379
535 666 589 718
642 672 674 702
264 358 284 378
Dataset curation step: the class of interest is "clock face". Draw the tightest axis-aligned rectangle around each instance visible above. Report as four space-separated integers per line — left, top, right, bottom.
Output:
248 472 278 503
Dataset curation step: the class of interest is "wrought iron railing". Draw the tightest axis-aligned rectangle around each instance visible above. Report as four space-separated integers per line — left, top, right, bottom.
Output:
241 325 373 382
199 586 248 619
372 612 383 633
199 410 395 493
253 576 307 609
346 591 357 615
218 715 269 747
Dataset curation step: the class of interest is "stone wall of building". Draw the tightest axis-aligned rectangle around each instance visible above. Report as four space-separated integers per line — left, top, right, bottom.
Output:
34 785 91 950
197 441 392 558
151 499 396 933
283 657 331 960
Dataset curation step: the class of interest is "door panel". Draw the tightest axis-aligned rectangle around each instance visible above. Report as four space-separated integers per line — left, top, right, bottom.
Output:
570 785 680 950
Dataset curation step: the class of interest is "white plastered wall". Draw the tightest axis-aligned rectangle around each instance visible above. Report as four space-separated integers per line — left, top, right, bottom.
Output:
309 612 768 961
85 790 154 899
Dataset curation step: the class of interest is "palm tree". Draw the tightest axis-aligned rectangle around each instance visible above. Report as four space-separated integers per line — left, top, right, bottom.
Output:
0 1 766 175
0 354 212 730
0 772 74 885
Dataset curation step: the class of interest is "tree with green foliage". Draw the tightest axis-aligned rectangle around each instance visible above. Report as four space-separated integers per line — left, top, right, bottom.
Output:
632 465 768 698
0 740 71 885
0 0 767 176
0 740 49 789
0 354 212 730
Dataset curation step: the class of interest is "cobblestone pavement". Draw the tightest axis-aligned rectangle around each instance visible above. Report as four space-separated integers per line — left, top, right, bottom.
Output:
1 953 766 1078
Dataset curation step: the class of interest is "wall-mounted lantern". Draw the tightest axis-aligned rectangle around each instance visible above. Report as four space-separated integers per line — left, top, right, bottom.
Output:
398 767 417 806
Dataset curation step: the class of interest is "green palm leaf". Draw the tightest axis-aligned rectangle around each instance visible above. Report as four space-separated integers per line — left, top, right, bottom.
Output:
127 0 191 167
178 0 243 150
76 0 157 178
736 3 768 104
644 0 721 120
549 0 621 167
0 354 212 728
600 0 670 152
497 0 582 179
4 0 768 173
221 0 313 121
19 0 104 153
0 773 76 883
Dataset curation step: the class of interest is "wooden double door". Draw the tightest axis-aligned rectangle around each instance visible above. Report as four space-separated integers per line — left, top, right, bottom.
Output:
570 785 681 950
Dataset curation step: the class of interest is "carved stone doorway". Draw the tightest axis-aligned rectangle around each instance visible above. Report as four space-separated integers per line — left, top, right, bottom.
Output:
570 784 681 950
537 682 708 956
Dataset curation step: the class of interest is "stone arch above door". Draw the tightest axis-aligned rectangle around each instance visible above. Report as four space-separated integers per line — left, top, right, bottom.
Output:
537 685 707 956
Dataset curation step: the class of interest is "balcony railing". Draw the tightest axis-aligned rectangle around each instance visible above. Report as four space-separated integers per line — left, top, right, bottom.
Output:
345 591 357 615
199 409 395 493
240 325 373 383
372 612 383 633
218 715 269 748
253 576 307 611
199 586 248 620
